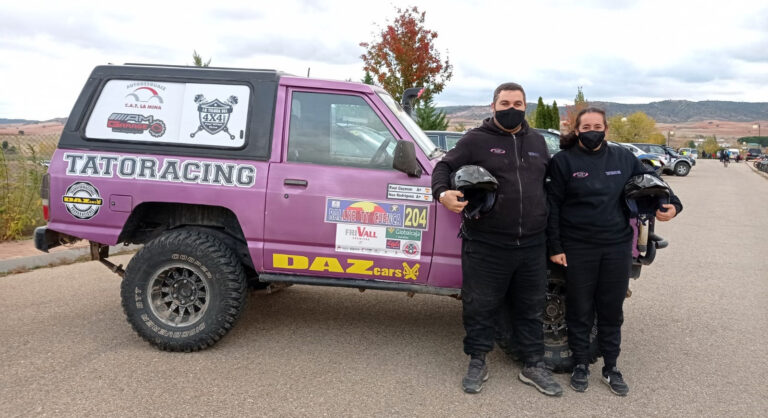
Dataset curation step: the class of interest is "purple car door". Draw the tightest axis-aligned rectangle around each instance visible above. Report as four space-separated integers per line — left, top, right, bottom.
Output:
263 89 435 284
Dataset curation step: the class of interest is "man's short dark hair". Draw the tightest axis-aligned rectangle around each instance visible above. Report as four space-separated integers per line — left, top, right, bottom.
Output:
493 82 526 104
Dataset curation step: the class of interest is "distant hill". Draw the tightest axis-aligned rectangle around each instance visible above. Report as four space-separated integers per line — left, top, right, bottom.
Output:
0 118 67 125
441 100 768 124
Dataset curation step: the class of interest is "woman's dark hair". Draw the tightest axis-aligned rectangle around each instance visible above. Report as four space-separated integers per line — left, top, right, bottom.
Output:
560 107 608 149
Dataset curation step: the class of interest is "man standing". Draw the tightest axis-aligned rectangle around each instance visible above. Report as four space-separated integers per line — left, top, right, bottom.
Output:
431 83 562 396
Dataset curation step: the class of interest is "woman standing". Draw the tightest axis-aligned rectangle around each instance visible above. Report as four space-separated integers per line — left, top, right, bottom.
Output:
546 107 682 396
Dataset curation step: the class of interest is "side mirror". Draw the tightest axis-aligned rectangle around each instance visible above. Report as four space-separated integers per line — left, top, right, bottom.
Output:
393 141 423 178
401 87 424 117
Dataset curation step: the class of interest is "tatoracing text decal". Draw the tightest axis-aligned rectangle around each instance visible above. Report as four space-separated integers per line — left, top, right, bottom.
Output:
63 153 257 188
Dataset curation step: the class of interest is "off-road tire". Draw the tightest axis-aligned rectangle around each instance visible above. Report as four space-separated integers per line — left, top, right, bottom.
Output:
121 229 247 352
674 162 690 176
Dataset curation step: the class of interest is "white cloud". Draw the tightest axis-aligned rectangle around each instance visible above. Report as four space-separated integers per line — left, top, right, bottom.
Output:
0 0 766 119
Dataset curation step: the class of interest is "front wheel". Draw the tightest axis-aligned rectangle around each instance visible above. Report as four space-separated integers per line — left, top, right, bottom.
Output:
121 229 247 352
674 162 690 176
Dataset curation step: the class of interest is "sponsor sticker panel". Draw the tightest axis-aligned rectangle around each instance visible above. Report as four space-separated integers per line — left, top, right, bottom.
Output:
335 224 421 259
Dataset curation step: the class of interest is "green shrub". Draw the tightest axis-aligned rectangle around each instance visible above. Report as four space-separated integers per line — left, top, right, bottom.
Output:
0 137 52 241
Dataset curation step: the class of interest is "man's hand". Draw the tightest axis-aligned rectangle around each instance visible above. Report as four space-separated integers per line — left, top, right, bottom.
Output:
439 190 468 214
656 204 677 221
550 253 567 267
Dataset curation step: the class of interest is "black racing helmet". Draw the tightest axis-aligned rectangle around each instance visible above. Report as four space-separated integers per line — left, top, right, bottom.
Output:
624 174 671 217
451 165 499 219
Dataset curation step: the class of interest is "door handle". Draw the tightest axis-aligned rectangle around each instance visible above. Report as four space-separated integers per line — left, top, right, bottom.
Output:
284 179 308 187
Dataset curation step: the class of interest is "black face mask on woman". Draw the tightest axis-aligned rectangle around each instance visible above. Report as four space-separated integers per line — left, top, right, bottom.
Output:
494 107 526 131
578 130 605 150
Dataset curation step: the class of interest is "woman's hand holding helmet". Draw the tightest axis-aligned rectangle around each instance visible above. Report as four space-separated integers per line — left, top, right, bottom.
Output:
655 204 677 221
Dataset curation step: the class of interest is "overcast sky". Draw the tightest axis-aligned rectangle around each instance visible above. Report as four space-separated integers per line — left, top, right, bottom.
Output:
1 0 766 120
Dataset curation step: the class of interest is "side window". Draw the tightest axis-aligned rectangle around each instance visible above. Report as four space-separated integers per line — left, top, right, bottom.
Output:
426 134 440 147
445 134 463 151
85 80 250 148
287 92 397 169
649 145 665 155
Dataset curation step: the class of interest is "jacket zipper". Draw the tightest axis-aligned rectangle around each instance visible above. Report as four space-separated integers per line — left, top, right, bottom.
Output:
512 133 522 245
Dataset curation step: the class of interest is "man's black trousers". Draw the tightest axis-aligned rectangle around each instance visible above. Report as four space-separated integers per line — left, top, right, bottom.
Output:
564 240 632 367
461 239 546 363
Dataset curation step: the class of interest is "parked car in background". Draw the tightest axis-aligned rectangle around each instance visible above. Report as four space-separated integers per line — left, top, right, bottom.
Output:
746 148 762 161
424 130 464 152
678 147 698 160
424 128 563 157
663 146 695 166
631 143 692 176
609 142 663 174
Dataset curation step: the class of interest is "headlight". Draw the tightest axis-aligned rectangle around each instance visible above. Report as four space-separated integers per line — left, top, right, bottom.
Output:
651 160 662 167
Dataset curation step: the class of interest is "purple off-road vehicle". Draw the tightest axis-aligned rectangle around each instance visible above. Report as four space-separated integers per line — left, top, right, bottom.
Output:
36 64 664 371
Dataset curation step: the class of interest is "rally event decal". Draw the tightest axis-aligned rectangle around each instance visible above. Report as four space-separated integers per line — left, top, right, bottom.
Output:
272 253 420 280
190 95 238 140
63 182 103 220
386 184 433 202
324 198 428 230
63 152 257 188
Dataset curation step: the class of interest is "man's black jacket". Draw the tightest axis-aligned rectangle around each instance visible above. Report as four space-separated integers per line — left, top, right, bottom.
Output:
431 118 550 246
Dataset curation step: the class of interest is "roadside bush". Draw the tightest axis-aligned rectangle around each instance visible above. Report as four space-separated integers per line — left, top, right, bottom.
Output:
0 135 55 240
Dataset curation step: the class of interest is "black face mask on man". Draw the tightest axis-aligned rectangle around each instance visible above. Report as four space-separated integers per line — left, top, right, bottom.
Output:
494 107 526 131
578 130 605 150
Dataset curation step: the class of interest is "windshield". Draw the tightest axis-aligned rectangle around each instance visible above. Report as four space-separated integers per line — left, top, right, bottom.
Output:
377 91 442 159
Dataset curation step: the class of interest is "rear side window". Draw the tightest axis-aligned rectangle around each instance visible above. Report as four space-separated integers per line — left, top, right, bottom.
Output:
85 80 250 148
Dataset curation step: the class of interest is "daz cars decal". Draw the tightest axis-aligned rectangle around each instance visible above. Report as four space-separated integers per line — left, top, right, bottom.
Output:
63 182 103 219
190 95 238 140
63 153 256 188
107 113 166 137
325 198 429 230
272 254 421 280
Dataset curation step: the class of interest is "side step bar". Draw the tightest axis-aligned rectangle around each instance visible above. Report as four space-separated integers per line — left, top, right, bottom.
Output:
259 273 461 299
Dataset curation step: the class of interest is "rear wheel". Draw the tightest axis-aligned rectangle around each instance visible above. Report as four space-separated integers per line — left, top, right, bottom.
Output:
121 229 247 352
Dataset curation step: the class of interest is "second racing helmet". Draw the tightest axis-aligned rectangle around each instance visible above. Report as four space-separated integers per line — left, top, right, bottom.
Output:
624 174 671 217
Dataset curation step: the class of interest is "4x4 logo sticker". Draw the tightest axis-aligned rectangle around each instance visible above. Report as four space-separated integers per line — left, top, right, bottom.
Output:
190 95 238 140
63 182 103 220
107 113 166 137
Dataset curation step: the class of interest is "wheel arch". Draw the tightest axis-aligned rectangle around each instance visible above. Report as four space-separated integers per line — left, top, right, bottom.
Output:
117 202 254 271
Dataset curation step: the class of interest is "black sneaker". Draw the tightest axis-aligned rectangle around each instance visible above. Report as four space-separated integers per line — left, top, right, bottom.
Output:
462 357 489 394
518 362 563 397
570 364 590 392
602 366 629 396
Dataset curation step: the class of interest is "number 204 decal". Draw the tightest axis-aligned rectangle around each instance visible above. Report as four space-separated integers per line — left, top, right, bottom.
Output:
403 206 428 229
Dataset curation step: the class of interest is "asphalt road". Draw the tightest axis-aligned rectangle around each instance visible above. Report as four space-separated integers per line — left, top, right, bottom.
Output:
1 160 766 417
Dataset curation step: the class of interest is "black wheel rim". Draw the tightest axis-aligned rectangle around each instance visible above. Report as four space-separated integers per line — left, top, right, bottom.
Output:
543 277 567 341
147 263 210 327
